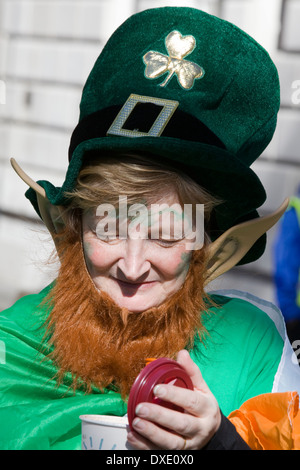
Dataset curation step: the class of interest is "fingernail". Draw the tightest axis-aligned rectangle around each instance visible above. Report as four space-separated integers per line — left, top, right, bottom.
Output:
135 404 149 417
132 417 144 430
153 384 166 397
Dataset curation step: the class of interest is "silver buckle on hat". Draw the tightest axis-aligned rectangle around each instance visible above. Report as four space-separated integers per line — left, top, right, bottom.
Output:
107 93 179 138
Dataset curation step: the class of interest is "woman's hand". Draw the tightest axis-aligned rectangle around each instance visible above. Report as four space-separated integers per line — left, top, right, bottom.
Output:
126 349 221 450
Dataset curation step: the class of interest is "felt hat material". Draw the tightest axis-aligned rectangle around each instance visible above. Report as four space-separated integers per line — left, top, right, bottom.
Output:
19 7 280 263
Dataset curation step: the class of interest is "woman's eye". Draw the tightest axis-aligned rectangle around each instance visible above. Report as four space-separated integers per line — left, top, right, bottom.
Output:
89 228 120 243
154 238 181 247
99 235 120 243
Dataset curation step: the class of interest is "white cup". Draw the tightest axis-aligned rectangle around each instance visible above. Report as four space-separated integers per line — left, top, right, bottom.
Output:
80 414 134 450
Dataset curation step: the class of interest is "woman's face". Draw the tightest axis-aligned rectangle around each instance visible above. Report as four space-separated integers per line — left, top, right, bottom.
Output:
82 192 197 313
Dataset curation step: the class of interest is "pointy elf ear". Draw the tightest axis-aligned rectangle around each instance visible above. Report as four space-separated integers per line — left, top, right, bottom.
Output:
10 158 66 236
204 198 289 285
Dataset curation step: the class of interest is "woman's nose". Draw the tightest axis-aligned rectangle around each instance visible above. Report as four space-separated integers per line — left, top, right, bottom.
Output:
117 239 151 281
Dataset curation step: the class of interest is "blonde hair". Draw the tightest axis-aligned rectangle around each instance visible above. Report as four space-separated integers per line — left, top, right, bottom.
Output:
63 152 220 233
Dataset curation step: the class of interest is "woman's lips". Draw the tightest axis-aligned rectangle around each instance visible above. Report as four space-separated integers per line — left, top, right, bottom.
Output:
113 277 157 291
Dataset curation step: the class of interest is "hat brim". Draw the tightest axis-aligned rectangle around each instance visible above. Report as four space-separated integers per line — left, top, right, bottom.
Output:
26 135 266 264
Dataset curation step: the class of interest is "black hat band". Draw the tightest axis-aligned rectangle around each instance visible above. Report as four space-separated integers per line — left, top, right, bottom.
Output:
68 103 226 162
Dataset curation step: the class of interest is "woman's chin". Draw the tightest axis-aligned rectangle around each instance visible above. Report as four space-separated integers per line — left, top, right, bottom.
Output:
113 297 158 313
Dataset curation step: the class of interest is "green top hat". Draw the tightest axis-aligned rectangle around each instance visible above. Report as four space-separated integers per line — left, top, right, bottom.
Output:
25 7 280 264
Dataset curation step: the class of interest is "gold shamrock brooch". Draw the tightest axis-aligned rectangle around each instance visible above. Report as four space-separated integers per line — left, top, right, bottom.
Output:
143 30 205 90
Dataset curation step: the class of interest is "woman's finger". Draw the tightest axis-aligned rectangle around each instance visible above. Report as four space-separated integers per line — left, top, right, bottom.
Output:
153 383 213 418
127 429 160 451
134 401 197 436
130 414 190 450
176 349 211 393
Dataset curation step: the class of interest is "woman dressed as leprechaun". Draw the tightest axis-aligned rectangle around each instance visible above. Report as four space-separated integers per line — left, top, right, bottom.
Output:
2 7 300 450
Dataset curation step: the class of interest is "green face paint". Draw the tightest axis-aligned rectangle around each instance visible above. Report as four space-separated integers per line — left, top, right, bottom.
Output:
83 240 94 259
175 251 192 277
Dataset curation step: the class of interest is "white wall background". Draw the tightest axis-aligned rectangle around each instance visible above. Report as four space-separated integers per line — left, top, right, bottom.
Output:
0 0 299 310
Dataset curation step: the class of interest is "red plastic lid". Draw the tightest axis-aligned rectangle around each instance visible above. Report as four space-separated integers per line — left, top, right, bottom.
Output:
127 358 193 430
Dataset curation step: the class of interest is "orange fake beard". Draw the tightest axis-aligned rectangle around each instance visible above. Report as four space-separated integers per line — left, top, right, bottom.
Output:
43 226 209 399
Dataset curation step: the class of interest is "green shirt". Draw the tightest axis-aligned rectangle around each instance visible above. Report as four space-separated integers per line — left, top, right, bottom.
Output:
0 286 284 450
